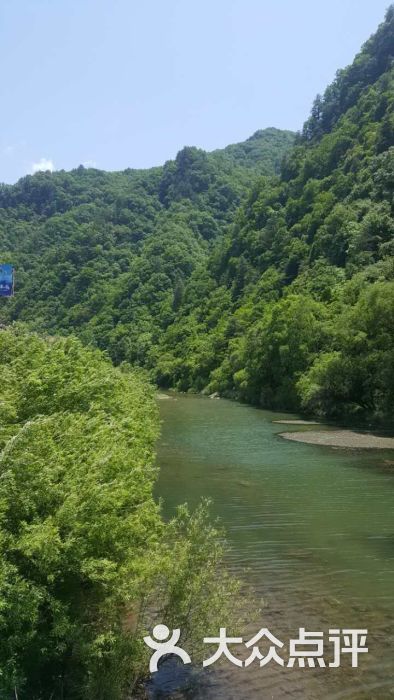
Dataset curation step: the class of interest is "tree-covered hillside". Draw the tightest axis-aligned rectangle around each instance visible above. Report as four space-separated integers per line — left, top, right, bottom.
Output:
0 128 293 359
152 7 394 422
1 9 393 423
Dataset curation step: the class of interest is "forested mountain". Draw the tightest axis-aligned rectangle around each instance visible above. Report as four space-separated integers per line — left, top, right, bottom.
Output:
0 128 293 360
152 7 394 422
1 9 394 423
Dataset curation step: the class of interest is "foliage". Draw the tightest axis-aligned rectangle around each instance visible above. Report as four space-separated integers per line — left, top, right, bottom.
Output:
0 129 294 356
0 328 240 699
151 9 394 422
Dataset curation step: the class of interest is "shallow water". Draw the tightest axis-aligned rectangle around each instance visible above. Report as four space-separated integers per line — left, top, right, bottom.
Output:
153 394 394 699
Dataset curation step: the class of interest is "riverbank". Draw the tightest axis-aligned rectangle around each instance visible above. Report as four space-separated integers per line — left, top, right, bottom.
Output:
279 429 394 449
157 391 394 448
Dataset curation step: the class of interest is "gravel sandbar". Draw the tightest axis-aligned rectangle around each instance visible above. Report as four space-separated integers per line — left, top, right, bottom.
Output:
280 430 394 449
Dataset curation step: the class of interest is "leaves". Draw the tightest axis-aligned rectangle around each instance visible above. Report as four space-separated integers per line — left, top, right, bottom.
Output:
0 329 240 698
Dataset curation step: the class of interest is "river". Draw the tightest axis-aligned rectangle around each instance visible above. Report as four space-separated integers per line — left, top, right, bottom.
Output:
152 393 394 699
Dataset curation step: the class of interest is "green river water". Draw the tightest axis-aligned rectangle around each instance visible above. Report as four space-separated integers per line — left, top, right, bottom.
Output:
152 393 394 700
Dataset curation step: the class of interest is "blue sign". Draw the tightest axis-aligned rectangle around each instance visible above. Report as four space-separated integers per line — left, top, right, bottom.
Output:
0 264 14 297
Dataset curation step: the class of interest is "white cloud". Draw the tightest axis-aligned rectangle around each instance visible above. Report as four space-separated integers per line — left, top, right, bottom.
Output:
31 158 54 174
82 159 97 168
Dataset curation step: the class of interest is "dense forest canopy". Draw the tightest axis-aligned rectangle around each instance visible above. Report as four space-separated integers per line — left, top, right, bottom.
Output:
154 6 394 422
0 128 293 358
1 9 394 422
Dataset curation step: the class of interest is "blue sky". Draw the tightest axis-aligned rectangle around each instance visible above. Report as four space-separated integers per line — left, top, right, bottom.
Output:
0 0 390 183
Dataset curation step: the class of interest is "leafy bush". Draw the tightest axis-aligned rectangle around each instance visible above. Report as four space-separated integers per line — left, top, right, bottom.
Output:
0 328 240 699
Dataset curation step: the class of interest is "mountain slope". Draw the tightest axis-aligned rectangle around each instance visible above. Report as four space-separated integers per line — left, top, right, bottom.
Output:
153 7 394 421
1 9 393 422
0 128 294 352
